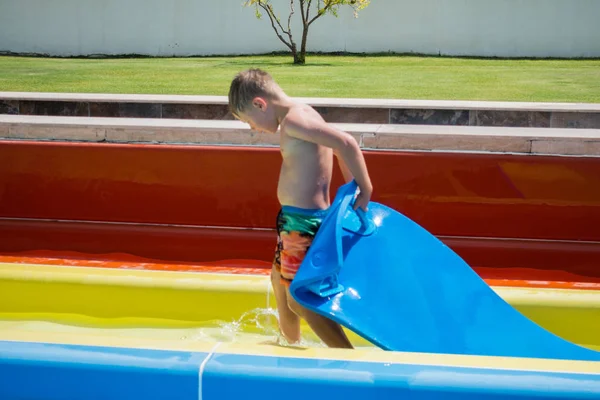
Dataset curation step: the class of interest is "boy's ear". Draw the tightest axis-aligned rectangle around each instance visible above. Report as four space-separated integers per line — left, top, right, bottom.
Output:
252 97 268 111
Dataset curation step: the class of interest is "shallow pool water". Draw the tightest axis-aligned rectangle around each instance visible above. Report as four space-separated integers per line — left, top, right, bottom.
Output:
2 309 598 353
0 308 380 350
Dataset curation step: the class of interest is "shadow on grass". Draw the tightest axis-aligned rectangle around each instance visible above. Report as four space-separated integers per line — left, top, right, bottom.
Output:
1 50 599 62
218 60 334 67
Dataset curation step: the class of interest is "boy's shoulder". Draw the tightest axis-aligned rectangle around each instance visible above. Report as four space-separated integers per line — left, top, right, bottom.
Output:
280 104 327 137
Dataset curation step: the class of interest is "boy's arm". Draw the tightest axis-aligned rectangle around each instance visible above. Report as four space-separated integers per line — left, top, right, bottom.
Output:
334 150 354 183
282 113 373 210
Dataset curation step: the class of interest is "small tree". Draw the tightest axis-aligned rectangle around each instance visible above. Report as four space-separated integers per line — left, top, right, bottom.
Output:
244 0 370 65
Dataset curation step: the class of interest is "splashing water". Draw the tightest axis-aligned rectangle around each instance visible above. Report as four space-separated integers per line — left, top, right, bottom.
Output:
193 308 280 341
184 307 327 348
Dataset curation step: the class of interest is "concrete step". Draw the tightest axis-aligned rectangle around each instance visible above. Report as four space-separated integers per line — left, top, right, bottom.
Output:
2 114 599 156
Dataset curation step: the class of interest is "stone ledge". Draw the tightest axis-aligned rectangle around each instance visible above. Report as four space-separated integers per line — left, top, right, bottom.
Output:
3 92 600 129
1 114 599 156
0 92 227 105
2 92 600 112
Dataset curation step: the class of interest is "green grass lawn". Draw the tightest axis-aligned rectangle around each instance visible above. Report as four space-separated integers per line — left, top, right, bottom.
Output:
1 54 599 103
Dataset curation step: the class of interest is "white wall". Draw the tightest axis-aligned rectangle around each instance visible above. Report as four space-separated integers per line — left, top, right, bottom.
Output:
1 0 598 58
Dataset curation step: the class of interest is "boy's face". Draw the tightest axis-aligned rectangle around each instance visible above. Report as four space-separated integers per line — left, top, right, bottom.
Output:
235 97 279 134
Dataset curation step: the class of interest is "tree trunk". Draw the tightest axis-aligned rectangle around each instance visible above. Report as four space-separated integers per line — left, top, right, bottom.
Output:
293 51 305 64
291 43 303 65
294 25 309 65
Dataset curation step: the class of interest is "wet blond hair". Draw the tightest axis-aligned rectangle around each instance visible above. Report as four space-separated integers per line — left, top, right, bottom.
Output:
228 68 281 118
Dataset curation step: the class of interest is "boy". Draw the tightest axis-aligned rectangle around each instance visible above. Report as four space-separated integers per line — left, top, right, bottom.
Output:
228 68 373 349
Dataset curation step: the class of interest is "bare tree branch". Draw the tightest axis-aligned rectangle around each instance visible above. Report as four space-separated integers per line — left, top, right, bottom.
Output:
305 0 313 23
266 3 296 47
307 1 333 26
258 3 294 51
288 0 296 35
266 4 290 35
299 0 306 26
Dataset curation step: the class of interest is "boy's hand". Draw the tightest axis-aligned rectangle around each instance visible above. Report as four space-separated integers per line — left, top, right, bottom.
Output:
353 185 372 212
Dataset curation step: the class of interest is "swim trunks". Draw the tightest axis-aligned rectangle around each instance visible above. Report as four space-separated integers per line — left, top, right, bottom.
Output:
273 205 329 287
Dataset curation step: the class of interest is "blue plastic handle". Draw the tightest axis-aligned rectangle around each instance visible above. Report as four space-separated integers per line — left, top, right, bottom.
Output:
301 180 375 297
339 181 376 237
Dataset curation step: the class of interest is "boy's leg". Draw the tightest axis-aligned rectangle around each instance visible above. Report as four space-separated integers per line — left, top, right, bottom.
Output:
285 288 354 349
276 207 352 349
272 252 353 349
271 261 301 344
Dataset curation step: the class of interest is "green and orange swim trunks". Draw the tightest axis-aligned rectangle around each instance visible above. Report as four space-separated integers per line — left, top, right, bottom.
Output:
274 205 329 287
